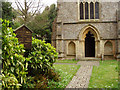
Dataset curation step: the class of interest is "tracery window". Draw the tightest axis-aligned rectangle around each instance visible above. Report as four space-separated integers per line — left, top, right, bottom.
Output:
79 1 99 20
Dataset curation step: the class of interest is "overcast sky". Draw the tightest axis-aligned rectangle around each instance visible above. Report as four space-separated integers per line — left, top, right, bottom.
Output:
7 0 57 12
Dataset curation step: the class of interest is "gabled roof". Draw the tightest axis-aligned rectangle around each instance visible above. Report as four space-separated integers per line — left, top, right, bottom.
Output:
14 24 33 33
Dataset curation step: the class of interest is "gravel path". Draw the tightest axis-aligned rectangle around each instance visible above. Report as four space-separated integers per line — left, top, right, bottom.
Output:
66 61 99 88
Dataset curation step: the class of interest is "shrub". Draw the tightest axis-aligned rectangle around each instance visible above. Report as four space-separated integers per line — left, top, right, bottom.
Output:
34 74 48 89
1 19 58 88
28 38 58 75
47 68 60 82
1 19 28 88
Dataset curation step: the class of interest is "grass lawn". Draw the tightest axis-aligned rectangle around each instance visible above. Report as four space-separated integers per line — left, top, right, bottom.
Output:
55 59 79 64
88 60 118 88
47 64 80 88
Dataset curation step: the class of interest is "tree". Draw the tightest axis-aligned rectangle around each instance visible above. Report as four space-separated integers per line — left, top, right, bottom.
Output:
2 2 16 21
48 4 57 32
27 6 50 40
27 4 57 43
47 4 57 42
15 0 44 24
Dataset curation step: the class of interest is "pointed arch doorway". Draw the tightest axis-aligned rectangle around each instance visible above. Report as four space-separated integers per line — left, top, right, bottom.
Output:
85 31 95 57
78 25 100 58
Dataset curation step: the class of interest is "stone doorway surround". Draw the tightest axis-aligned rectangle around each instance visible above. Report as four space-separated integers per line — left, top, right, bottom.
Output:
78 25 100 59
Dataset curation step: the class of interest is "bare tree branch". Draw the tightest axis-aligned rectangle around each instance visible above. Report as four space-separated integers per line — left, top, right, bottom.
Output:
15 1 25 15
15 0 44 24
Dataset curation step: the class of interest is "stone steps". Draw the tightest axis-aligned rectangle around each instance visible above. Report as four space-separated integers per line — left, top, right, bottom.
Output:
79 57 101 61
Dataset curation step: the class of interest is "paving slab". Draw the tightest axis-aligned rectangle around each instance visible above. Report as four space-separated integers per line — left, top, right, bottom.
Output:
66 61 99 88
77 61 99 66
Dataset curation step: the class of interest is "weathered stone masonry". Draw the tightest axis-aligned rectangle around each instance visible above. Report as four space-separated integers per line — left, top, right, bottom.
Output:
52 0 120 60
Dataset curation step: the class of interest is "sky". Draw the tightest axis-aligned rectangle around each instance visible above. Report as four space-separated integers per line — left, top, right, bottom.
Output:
7 0 57 12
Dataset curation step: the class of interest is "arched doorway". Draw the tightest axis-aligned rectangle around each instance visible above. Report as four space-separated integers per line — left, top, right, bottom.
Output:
85 31 95 57
78 25 100 58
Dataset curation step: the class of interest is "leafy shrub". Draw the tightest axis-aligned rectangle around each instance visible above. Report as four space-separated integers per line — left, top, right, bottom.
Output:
22 76 35 88
28 38 58 75
34 74 48 89
1 19 58 89
1 19 28 88
47 68 60 82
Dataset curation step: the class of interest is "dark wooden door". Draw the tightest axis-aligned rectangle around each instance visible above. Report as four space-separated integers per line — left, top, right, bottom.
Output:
85 31 95 57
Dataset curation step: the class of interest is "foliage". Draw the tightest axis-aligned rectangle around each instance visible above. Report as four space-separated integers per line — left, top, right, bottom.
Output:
1 73 21 88
115 66 118 72
47 64 80 88
27 4 57 43
23 69 60 89
28 38 58 75
27 9 50 40
21 76 35 88
1 18 59 88
48 4 57 32
34 74 48 89
47 68 60 82
88 60 118 88
2 2 16 21
12 21 21 29
1 19 28 88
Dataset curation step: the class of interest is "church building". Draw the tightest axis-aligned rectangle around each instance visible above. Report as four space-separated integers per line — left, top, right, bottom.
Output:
52 0 120 60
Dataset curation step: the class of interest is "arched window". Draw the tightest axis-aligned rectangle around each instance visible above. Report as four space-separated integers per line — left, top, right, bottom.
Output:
95 2 99 19
68 42 75 55
79 2 99 20
80 2 84 19
90 2 94 19
85 2 89 19
104 41 113 55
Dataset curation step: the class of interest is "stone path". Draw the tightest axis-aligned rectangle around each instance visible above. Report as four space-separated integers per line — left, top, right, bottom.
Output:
77 61 99 66
54 61 99 66
66 61 99 88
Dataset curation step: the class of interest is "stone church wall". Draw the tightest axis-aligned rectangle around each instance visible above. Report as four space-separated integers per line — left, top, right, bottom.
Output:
62 23 117 40
57 2 118 23
53 1 120 60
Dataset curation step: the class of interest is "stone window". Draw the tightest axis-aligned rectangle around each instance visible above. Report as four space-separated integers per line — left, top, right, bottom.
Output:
95 2 99 19
90 2 94 19
80 2 84 19
85 2 89 19
79 1 99 20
